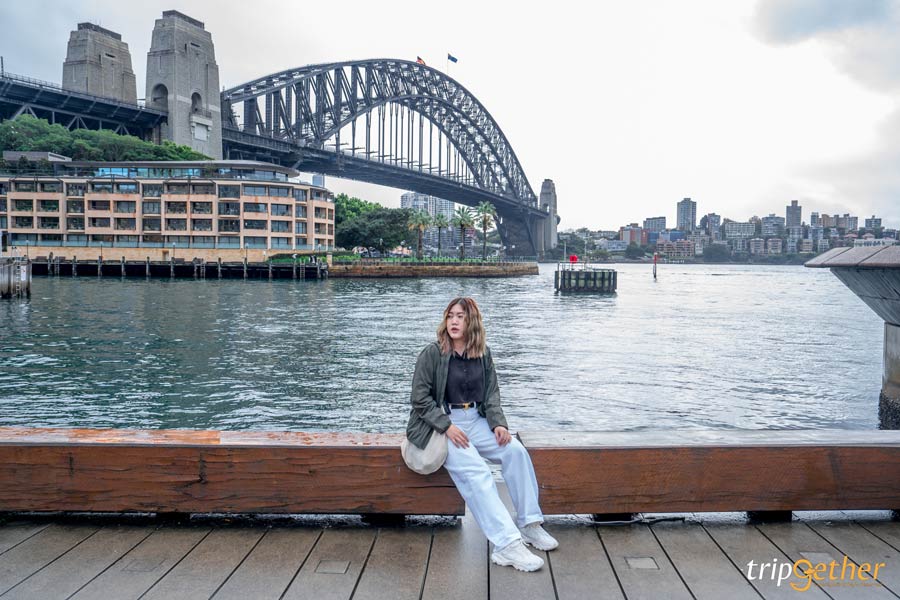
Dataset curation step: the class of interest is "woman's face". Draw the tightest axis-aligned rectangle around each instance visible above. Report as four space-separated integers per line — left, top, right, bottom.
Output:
446 303 467 343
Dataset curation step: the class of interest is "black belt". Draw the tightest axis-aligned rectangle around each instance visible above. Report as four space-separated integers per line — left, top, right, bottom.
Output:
449 402 479 409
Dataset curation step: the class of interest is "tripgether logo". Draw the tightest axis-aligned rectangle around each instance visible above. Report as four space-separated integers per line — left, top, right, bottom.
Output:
745 556 887 592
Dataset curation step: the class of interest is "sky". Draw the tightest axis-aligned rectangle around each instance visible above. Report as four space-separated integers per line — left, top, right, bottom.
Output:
1 0 898 230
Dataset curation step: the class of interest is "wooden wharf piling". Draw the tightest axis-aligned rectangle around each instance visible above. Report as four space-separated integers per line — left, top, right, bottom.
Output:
0 258 30 298
28 258 327 280
554 262 617 292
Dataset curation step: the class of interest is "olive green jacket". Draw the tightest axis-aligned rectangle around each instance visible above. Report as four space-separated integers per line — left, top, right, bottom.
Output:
406 341 509 450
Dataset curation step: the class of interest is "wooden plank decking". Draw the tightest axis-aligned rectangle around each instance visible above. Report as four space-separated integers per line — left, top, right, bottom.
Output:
1 486 897 599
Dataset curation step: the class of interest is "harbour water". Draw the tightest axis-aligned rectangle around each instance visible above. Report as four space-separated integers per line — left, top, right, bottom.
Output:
0 263 883 432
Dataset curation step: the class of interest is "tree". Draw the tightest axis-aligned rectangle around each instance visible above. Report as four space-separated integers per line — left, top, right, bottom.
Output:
407 210 432 260
335 207 411 253
624 243 644 259
334 193 381 227
703 243 732 263
433 213 449 257
474 201 496 260
451 207 475 260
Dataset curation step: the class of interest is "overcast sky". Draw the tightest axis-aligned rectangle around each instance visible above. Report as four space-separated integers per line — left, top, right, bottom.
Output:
2 0 898 230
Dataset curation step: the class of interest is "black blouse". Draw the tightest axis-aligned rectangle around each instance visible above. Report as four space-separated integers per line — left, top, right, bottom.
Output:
445 350 484 407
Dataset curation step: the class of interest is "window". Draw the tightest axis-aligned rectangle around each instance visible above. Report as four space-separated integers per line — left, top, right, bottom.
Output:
271 237 291 248
0 183 7 196
13 215 34 227
243 185 267 196
217 236 240 247
218 185 240 199
271 204 291 217
0 216 6 229
0 199 6 212
38 217 59 229
13 199 33 212
142 234 163 244
166 201 187 214
269 186 290 197
293 189 307 201
115 218 136 230
115 183 138 194
295 205 307 218
166 183 189 195
66 200 84 214
295 222 307 234
67 217 85 230
191 184 215 195
142 218 161 232
41 233 62 242
218 219 240 233
314 208 327 219
191 201 213 214
191 219 212 231
89 200 111 211
142 201 161 214
142 184 162 197
67 234 87 242
14 182 36 192
243 236 267 249
218 202 240 216
40 182 62 193
89 217 110 228
243 219 266 230
166 218 187 231
271 220 290 232
115 235 139 244
90 181 113 193
39 200 59 212
192 236 215 246
66 183 86 197
243 203 266 213
115 201 136 213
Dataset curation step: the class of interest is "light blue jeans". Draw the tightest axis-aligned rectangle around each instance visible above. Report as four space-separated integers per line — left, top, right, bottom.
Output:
444 406 544 549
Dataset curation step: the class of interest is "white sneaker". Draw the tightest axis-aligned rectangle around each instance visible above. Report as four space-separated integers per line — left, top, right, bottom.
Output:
519 523 559 551
491 539 544 572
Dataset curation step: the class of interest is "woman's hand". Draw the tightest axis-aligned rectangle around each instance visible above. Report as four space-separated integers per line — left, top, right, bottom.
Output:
494 426 511 446
445 424 469 448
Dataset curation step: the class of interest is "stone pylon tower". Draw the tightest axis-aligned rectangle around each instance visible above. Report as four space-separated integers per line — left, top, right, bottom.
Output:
540 179 559 250
145 11 222 158
62 23 137 103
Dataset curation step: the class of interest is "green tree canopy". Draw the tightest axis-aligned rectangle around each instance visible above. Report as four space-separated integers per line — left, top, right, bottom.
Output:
703 243 732 263
335 207 412 254
624 243 644 259
334 193 382 227
0 115 208 163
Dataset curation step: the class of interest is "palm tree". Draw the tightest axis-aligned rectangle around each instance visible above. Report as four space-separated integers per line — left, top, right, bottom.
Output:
451 207 475 261
432 213 449 258
475 201 496 260
407 210 432 260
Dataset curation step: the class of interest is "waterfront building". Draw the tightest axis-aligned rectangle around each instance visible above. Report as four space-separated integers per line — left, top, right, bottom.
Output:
676 198 696 232
748 238 766 256
786 200 802 228
787 225 803 242
687 233 710 255
820 214 834 228
704 213 721 239
810 212 821 227
0 159 335 253
312 174 326 188
854 237 896 247
643 216 666 232
799 239 814 253
766 238 782 255
596 230 619 240
808 226 824 242
786 238 798 254
834 214 858 231
657 239 695 259
723 221 755 251
761 214 785 238
865 215 882 230
599 239 628 253
619 223 642 245
658 229 686 243
817 238 830 253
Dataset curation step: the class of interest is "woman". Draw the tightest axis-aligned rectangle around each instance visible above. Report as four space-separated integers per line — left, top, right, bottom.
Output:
407 297 558 572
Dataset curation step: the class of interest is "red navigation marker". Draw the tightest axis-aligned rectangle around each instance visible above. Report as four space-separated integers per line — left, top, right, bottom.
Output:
569 254 578 263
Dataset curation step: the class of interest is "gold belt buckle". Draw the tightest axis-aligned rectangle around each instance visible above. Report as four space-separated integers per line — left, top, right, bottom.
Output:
462 402 473 411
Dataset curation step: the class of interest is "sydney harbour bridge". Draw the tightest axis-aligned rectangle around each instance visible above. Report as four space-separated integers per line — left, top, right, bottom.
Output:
0 13 558 256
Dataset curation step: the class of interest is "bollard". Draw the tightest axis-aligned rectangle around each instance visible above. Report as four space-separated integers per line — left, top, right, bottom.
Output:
193 260 198 280
72 257 77 277
121 257 125 277
268 260 273 281
218 257 222 279
145 257 150 278
97 256 102 278
292 260 297 280
243 257 248 280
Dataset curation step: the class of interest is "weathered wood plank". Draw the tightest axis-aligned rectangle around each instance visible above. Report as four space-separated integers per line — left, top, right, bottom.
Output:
703 523 830 599
141 528 265 600
0 524 97 595
520 430 900 448
0 522 49 556
858 521 900 551
70 526 210 600
212 528 320 600
421 513 488 600
526 444 900 513
352 528 432 600
543 523 623 600
281 528 377 600
0 443 463 515
651 521 759 600
0 525 152 600
757 522 896 599
598 524 692 600
807 521 900 595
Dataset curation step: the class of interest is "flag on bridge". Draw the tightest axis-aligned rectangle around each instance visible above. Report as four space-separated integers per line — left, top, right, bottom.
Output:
416 56 427 66
447 53 458 63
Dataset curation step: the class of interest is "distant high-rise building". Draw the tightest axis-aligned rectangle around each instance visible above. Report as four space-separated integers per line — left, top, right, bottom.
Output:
704 213 721 238
865 215 882 230
619 223 642 245
676 198 696 232
810 212 820 227
761 214 785 238
820 214 834 228
643 216 666 232
786 200 802 227
312 174 325 188
400 191 455 250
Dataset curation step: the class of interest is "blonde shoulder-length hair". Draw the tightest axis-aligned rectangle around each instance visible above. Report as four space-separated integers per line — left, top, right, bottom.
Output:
436 297 486 358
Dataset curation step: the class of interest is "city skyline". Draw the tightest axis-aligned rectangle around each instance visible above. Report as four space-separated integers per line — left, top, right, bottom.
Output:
3 0 900 229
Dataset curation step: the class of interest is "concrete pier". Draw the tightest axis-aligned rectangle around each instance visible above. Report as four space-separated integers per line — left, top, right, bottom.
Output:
806 245 900 429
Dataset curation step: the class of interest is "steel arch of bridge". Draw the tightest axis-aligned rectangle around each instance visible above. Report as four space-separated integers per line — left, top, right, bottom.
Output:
221 59 538 209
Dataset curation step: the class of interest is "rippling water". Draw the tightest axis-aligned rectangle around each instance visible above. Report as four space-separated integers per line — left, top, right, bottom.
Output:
0 263 884 432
